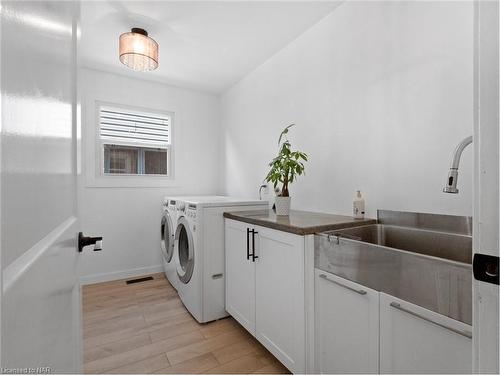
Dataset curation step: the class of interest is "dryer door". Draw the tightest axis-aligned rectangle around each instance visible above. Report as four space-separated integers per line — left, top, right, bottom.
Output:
175 216 195 284
161 211 174 262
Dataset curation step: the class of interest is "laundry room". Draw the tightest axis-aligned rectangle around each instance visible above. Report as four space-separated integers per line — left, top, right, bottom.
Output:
1 1 499 375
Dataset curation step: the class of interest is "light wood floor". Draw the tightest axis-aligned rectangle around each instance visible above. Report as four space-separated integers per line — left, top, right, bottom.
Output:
83 273 289 374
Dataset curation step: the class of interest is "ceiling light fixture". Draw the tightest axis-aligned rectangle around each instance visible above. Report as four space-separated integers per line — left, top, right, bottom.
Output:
119 28 158 72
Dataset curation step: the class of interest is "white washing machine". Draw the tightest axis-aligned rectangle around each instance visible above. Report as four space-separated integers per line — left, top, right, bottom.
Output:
173 196 268 323
160 197 179 290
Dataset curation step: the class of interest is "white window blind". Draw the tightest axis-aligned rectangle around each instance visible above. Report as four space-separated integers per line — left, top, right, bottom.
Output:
99 106 171 148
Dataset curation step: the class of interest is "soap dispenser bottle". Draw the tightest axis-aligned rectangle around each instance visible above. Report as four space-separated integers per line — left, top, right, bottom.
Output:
353 190 365 219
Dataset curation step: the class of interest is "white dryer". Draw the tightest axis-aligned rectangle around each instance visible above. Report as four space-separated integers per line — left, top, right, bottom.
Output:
173 196 267 323
160 197 179 290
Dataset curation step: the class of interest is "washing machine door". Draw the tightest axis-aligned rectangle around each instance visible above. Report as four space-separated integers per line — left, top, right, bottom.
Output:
175 216 195 284
161 211 174 262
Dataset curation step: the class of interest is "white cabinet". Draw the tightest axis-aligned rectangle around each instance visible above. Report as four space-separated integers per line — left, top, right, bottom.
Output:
225 219 256 334
255 226 305 373
314 278 473 374
379 293 472 374
227 218 474 375
225 219 306 373
314 269 379 374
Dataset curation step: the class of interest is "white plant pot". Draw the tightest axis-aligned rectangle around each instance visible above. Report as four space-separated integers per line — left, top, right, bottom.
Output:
275 196 291 216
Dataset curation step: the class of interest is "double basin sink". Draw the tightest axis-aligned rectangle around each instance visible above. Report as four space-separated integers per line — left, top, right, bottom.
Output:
315 210 472 324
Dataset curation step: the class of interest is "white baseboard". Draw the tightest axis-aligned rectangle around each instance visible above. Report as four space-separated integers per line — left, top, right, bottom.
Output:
80 265 164 285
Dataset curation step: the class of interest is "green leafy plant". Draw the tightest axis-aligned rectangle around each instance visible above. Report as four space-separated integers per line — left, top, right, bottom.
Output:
265 124 308 197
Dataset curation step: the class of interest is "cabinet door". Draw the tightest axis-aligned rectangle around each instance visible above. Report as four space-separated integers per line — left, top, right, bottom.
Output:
380 293 472 374
314 269 379 374
255 226 305 373
225 219 256 335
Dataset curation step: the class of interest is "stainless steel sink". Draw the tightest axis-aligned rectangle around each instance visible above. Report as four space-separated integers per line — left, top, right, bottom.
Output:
331 223 472 264
315 210 473 325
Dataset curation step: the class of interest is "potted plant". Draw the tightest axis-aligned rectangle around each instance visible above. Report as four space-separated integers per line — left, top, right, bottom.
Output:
265 124 308 216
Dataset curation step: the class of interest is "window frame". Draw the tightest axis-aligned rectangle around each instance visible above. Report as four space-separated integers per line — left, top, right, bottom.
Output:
95 101 175 179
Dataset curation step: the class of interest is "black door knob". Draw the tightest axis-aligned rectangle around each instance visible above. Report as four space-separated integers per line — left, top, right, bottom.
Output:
78 232 103 252
473 253 499 285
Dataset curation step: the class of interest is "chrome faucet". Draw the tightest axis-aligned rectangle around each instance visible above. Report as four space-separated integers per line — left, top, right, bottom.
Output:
443 136 473 194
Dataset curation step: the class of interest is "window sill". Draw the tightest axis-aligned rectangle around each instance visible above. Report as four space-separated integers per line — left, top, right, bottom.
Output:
85 174 180 189
102 173 170 178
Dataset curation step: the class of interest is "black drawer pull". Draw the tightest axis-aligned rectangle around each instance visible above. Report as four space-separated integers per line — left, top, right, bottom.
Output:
246 228 251 260
251 230 259 262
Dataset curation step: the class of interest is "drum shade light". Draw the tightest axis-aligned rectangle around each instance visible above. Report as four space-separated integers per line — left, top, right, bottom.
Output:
119 28 158 71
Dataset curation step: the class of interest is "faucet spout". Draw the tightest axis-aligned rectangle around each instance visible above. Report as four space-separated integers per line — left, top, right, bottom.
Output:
443 135 472 194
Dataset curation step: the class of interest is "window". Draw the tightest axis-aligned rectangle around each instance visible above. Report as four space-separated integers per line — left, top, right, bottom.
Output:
99 105 172 176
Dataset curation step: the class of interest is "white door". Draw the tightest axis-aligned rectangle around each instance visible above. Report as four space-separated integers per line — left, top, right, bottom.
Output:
1 1 82 372
380 293 472 374
225 219 256 334
473 1 499 373
314 269 379 374
255 226 305 374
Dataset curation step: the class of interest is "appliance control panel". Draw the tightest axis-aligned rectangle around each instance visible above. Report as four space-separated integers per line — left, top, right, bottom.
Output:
162 198 170 210
186 204 197 220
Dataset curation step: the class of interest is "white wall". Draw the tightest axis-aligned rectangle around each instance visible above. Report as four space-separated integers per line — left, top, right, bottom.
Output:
79 1 475 282
220 1 474 218
79 68 220 283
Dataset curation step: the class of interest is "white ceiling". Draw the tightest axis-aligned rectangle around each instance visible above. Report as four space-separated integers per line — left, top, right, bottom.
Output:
80 1 340 93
